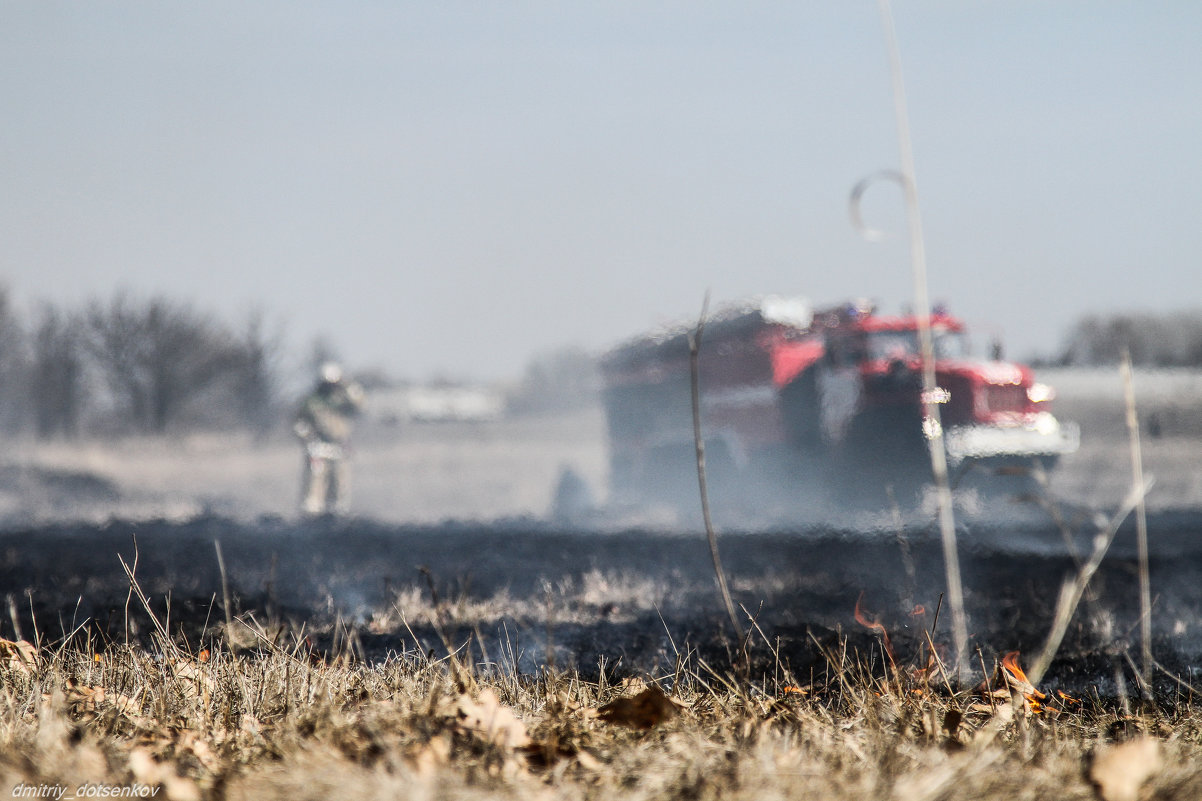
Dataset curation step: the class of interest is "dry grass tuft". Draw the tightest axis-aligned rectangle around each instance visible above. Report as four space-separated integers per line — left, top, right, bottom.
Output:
2 625 1200 801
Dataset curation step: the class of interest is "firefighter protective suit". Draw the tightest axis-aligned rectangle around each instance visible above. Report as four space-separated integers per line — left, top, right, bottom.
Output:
293 362 364 516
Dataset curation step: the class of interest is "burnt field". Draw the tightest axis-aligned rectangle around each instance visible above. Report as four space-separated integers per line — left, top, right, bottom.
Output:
4 508 1201 699
3 367 1202 699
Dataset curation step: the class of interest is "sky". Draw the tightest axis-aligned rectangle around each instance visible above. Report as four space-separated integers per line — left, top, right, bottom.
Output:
1 2 1199 381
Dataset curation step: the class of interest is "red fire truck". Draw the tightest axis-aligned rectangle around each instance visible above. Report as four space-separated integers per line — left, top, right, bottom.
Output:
599 297 1078 520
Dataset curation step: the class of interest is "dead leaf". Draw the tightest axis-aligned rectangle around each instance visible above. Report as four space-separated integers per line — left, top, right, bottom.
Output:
597 686 682 729
454 688 532 749
171 659 215 697
550 688 584 715
613 677 648 694
1090 737 1162 801
112 692 141 715
0 638 37 671
65 679 105 713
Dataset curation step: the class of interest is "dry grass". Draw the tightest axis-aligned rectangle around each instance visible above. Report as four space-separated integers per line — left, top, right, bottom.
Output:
368 569 674 633
2 606 1200 801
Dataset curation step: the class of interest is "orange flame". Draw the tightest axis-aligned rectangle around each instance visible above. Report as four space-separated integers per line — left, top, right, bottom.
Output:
1000 651 1027 682
854 591 895 664
1000 651 1046 706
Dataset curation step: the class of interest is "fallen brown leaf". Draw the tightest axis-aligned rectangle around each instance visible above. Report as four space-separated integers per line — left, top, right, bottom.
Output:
0 638 37 671
454 688 532 749
65 679 106 712
597 686 682 729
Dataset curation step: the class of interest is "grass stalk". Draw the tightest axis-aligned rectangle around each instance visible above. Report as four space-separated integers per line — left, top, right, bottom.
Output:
687 292 745 658
1120 350 1153 688
1027 476 1154 686
869 0 967 680
214 539 235 652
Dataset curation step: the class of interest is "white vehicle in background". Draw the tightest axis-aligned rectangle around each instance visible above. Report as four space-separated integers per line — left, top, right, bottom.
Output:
368 382 506 425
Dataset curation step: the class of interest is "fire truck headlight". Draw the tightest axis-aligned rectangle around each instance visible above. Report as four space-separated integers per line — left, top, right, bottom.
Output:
1027 383 1055 404
921 387 951 405
922 415 943 439
1033 411 1060 435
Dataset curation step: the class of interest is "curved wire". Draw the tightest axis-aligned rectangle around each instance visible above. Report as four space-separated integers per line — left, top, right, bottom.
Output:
848 169 906 242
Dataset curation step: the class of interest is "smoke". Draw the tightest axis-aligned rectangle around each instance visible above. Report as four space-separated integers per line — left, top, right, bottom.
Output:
4 510 1201 696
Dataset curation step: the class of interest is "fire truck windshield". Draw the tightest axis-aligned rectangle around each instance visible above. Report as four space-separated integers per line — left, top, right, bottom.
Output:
866 329 968 361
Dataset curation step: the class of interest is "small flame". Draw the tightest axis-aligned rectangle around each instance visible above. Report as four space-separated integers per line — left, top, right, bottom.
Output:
854 591 895 664
1000 651 1027 682
1000 651 1047 704
1056 690 1079 705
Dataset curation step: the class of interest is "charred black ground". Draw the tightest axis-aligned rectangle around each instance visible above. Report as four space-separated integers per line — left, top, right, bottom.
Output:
3 511 1199 701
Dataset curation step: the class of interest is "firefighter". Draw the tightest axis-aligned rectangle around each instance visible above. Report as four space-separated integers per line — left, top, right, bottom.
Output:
293 362 364 517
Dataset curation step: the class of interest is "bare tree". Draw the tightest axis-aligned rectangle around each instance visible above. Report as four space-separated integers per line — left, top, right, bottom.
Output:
228 310 284 435
30 304 85 438
0 287 30 433
1059 310 1202 367
85 294 242 433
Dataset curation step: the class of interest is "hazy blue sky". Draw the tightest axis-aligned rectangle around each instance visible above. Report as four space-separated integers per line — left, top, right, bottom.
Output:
2 2 1198 380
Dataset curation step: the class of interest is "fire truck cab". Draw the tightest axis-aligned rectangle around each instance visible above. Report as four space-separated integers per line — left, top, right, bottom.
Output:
791 301 1077 500
600 297 1078 520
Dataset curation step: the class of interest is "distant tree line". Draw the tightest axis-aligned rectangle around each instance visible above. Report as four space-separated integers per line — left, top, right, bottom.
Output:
1055 310 1202 368
0 288 283 438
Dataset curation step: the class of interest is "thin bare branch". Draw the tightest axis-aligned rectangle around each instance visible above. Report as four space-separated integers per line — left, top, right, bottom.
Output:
687 292 745 653
1121 350 1153 689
